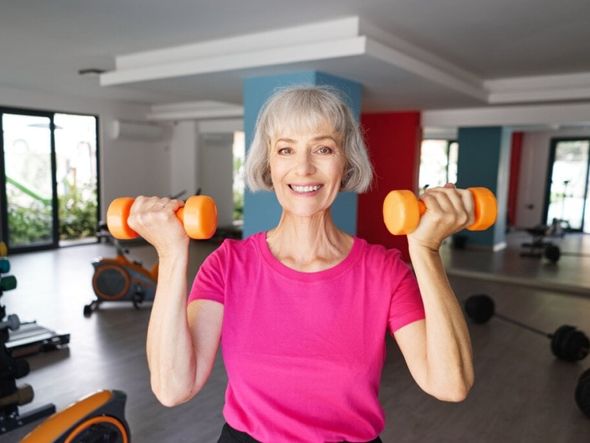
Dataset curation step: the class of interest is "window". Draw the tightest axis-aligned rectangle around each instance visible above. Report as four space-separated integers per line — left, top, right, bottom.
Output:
419 139 458 190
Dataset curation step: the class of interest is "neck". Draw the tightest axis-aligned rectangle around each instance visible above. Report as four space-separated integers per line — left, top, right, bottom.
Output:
266 210 353 271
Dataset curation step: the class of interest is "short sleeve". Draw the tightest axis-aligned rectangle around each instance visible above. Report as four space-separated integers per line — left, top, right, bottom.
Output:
187 241 227 305
388 256 425 334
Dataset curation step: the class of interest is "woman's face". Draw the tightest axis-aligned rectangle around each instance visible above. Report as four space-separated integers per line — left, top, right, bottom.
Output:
269 120 346 218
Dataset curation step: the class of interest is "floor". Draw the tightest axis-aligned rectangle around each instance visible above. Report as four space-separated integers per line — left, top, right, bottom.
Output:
1 232 589 442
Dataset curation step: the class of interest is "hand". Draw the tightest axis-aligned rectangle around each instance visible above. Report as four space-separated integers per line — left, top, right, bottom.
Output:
127 196 189 257
407 183 475 251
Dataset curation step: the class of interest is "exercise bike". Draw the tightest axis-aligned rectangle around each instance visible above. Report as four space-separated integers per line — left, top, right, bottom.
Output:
84 240 157 317
21 389 130 442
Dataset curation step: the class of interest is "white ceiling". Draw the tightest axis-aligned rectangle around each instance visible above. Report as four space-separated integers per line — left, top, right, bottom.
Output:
1 0 590 111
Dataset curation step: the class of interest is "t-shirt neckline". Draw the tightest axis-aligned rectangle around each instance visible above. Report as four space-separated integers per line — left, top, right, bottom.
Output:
255 231 363 282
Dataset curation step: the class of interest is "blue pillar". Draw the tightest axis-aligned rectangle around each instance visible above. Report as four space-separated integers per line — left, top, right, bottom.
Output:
242 72 362 238
455 127 511 249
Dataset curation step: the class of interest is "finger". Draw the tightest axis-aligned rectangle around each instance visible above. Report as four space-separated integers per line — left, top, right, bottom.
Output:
459 189 475 226
443 188 470 228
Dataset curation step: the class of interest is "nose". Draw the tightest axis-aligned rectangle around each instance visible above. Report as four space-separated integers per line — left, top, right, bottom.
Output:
295 151 316 175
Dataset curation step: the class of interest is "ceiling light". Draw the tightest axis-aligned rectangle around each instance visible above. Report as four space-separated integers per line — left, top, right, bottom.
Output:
78 68 106 77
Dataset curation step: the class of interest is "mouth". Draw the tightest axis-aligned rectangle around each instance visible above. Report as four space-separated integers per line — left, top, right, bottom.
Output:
288 184 323 194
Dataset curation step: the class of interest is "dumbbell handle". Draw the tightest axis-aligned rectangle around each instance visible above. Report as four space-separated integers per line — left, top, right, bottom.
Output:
494 313 550 338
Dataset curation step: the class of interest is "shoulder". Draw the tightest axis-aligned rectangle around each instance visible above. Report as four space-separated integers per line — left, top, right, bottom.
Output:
207 231 262 264
359 237 405 265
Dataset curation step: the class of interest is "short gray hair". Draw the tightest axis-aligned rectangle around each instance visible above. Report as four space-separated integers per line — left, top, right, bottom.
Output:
244 85 373 193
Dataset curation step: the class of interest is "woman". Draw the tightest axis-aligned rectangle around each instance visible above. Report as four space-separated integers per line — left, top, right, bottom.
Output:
129 86 474 442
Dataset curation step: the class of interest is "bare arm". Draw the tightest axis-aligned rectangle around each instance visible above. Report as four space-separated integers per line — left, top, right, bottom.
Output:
128 196 223 406
393 185 475 402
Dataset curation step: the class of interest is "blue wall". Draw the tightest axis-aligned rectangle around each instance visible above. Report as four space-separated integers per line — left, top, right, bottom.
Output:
242 71 362 238
456 126 511 248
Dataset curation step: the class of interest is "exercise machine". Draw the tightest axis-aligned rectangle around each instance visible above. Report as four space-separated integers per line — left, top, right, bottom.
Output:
84 241 158 317
21 389 130 442
0 242 69 357
0 250 56 434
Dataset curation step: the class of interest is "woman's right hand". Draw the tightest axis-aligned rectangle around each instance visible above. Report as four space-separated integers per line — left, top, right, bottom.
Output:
127 196 189 257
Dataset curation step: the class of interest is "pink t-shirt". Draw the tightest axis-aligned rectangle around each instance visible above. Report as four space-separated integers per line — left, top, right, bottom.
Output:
188 232 425 442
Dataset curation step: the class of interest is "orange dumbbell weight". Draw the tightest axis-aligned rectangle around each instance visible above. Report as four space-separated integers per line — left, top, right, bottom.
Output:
383 187 497 235
107 195 218 240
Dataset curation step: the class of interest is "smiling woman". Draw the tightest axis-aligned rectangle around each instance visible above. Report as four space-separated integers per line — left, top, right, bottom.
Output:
138 85 475 443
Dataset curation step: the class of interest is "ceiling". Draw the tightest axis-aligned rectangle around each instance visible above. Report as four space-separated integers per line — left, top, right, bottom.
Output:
1 0 590 111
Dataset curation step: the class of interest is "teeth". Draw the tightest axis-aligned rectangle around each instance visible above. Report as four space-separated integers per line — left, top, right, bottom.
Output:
291 185 321 193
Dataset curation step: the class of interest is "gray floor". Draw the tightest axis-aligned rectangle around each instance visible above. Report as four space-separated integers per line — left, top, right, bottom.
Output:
1 232 589 442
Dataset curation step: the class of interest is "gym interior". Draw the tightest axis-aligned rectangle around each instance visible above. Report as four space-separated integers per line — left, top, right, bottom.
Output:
0 2 589 442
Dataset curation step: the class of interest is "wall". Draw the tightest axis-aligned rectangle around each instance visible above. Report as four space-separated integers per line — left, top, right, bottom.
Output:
198 133 234 227
0 85 170 219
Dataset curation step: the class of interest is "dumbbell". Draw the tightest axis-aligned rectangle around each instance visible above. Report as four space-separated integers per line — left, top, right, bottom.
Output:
0 258 9 274
0 314 20 331
0 384 34 408
107 195 218 240
383 186 497 235
0 275 17 292
576 368 590 418
464 294 589 362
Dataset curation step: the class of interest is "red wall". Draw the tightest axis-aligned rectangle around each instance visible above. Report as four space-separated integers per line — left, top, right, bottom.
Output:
357 112 422 261
508 132 523 227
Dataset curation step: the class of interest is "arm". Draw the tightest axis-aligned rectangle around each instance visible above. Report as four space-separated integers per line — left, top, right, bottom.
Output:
393 185 475 402
128 196 223 407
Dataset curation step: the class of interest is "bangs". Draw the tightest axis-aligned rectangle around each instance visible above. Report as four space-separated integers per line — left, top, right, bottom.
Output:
264 88 348 143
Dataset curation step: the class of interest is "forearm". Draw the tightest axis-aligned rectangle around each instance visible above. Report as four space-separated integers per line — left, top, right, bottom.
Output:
146 251 196 406
409 243 474 400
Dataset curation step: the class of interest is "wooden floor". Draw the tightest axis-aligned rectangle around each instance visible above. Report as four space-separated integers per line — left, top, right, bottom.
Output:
1 233 589 442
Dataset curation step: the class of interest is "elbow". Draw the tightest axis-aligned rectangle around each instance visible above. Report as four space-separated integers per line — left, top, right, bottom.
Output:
151 378 200 408
434 380 473 403
428 376 474 403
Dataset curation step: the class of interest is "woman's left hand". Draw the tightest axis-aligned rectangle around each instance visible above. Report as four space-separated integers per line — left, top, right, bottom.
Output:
407 183 475 252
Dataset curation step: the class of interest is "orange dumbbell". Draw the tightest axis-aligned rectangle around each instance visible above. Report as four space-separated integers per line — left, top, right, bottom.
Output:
107 195 218 240
383 187 497 235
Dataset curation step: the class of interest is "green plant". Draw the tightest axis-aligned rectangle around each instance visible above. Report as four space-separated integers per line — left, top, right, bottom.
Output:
58 182 97 240
7 200 52 246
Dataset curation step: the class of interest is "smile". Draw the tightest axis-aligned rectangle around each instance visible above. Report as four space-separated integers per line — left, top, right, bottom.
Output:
289 184 323 194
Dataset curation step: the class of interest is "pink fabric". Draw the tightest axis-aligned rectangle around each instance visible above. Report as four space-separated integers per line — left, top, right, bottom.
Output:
189 232 425 442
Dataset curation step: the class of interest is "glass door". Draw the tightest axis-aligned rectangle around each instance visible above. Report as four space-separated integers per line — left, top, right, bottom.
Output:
0 112 57 251
544 139 590 232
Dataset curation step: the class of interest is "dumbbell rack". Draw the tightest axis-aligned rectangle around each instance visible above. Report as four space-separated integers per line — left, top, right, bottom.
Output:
0 254 58 434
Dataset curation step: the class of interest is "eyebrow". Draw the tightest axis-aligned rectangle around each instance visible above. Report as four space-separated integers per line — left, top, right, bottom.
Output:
275 135 338 144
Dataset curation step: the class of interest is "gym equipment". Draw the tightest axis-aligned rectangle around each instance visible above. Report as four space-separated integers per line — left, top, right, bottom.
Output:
464 294 590 362
21 389 130 442
107 194 218 240
0 254 69 358
0 262 56 434
383 187 497 235
520 225 562 263
84 241 157 317
0 242 7 257
576 368 590 418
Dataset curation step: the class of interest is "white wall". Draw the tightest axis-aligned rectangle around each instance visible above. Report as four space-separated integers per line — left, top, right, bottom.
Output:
198 133 234 227
0 86 170 219
516 128 590 227
169 121 198 197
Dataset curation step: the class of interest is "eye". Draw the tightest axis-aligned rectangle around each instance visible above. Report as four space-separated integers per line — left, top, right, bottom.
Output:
277 147 293 155
316 145 334 155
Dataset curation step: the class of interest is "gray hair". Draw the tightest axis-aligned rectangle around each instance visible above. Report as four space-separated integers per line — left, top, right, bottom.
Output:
244 85 373 193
